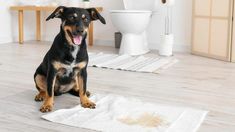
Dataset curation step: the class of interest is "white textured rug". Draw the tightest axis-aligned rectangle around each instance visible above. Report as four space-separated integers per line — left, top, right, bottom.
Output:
42 94 208 132
88 53 178 73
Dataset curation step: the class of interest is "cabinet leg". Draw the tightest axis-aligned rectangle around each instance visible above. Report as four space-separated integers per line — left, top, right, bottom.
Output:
88 22 94 46
36 11 41 41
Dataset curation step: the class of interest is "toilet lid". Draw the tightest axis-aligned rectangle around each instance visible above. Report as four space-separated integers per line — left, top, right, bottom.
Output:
110 10 152 13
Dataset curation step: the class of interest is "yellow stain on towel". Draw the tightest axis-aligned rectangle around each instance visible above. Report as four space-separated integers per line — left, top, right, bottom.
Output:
118 113 166 128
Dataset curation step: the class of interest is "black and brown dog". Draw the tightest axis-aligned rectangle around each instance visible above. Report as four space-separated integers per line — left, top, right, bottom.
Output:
33 6 106 113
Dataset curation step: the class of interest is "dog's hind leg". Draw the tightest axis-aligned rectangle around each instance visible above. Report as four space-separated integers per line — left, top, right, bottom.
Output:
34 73 47 102
39 66 57 113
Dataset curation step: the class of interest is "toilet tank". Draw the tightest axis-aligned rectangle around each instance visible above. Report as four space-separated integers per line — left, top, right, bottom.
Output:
123 0 156 11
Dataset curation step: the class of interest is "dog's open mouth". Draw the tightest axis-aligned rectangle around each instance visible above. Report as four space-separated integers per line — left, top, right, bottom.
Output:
67 30 82 45
73 35 82 45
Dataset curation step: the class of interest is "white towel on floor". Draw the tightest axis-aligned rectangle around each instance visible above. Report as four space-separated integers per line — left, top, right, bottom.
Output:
42 94 208 132
87 52 178 73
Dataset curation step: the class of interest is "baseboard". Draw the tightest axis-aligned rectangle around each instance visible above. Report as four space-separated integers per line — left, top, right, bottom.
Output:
94 39 115 47
172 44 191 53
0 36 13 44
11 34 37 43
94 39 191 52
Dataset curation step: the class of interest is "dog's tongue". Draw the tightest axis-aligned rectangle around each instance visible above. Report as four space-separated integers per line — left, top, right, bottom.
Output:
73 36 82 45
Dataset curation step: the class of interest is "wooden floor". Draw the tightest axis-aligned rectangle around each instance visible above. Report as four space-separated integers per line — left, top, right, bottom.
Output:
0 41 235 132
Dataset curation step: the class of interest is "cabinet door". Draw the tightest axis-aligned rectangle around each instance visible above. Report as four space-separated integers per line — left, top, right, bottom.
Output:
192 0 233 61
210 19 229 58
194 0 211 16
210 0 231 60
211 0 230 17
192 18 210 54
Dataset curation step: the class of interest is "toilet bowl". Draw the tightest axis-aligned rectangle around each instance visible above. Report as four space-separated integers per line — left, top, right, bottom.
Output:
110 0 156 56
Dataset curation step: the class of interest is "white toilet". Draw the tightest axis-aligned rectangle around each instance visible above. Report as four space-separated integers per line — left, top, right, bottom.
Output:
110 0 156 56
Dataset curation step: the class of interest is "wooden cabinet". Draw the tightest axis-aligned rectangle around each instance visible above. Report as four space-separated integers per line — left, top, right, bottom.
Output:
192 0 234 62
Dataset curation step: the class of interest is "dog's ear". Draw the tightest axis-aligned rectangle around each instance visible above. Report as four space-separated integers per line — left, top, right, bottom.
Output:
86 8 106 24
46 6 66 21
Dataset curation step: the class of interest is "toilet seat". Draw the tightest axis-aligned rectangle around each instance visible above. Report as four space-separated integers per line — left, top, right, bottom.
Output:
110 0 156 55
110 10 151 55
110 10 151 13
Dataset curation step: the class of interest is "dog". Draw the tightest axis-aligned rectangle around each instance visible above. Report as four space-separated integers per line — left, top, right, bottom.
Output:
33 6 106 113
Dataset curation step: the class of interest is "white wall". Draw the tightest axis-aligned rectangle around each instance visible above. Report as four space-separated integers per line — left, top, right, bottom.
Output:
0 0 192 52
0 0 16 43
148 0 192 51
90 0 193 51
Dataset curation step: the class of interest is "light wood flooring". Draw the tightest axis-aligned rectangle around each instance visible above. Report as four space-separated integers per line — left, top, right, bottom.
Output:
0 41 235 132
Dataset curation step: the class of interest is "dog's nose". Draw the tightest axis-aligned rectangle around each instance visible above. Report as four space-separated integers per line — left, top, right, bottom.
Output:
77 28 84 34
72 31 78 36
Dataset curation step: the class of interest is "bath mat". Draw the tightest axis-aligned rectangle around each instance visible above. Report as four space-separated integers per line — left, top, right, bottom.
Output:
42 94 208 132
88 52 178 73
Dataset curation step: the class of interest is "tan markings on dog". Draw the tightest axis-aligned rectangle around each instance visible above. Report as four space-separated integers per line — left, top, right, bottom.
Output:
118 113 167 128
40 76 56 113
35 74 47 101
40 94 54 113
63 25 76 45
74 13 78 17
75 76 83 92
35 74 47 91
84 28 88 33
73 79 79 91
76 76 96 109
53 61 87 70
55 80 76 93
73 75 80 92
35 91 46 102
91 11 96 18
52 61 66 70
76 61 87 69
57 68 66 77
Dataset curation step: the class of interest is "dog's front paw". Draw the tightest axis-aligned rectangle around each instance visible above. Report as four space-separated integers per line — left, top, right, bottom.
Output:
86 91 91 97
81 101 96 109
40 104 53 113
35 93 45 102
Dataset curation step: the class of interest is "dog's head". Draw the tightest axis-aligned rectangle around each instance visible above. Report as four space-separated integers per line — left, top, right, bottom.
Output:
46 6 106 46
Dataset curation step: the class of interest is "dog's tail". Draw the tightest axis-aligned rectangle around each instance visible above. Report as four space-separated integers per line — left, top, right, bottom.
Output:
68 89 91 97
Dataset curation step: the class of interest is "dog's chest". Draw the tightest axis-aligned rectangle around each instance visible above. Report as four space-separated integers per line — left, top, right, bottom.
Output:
59 46 79 80
64 46 79 63
62 64 74 78
70 46 79 60
55 63 77 94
